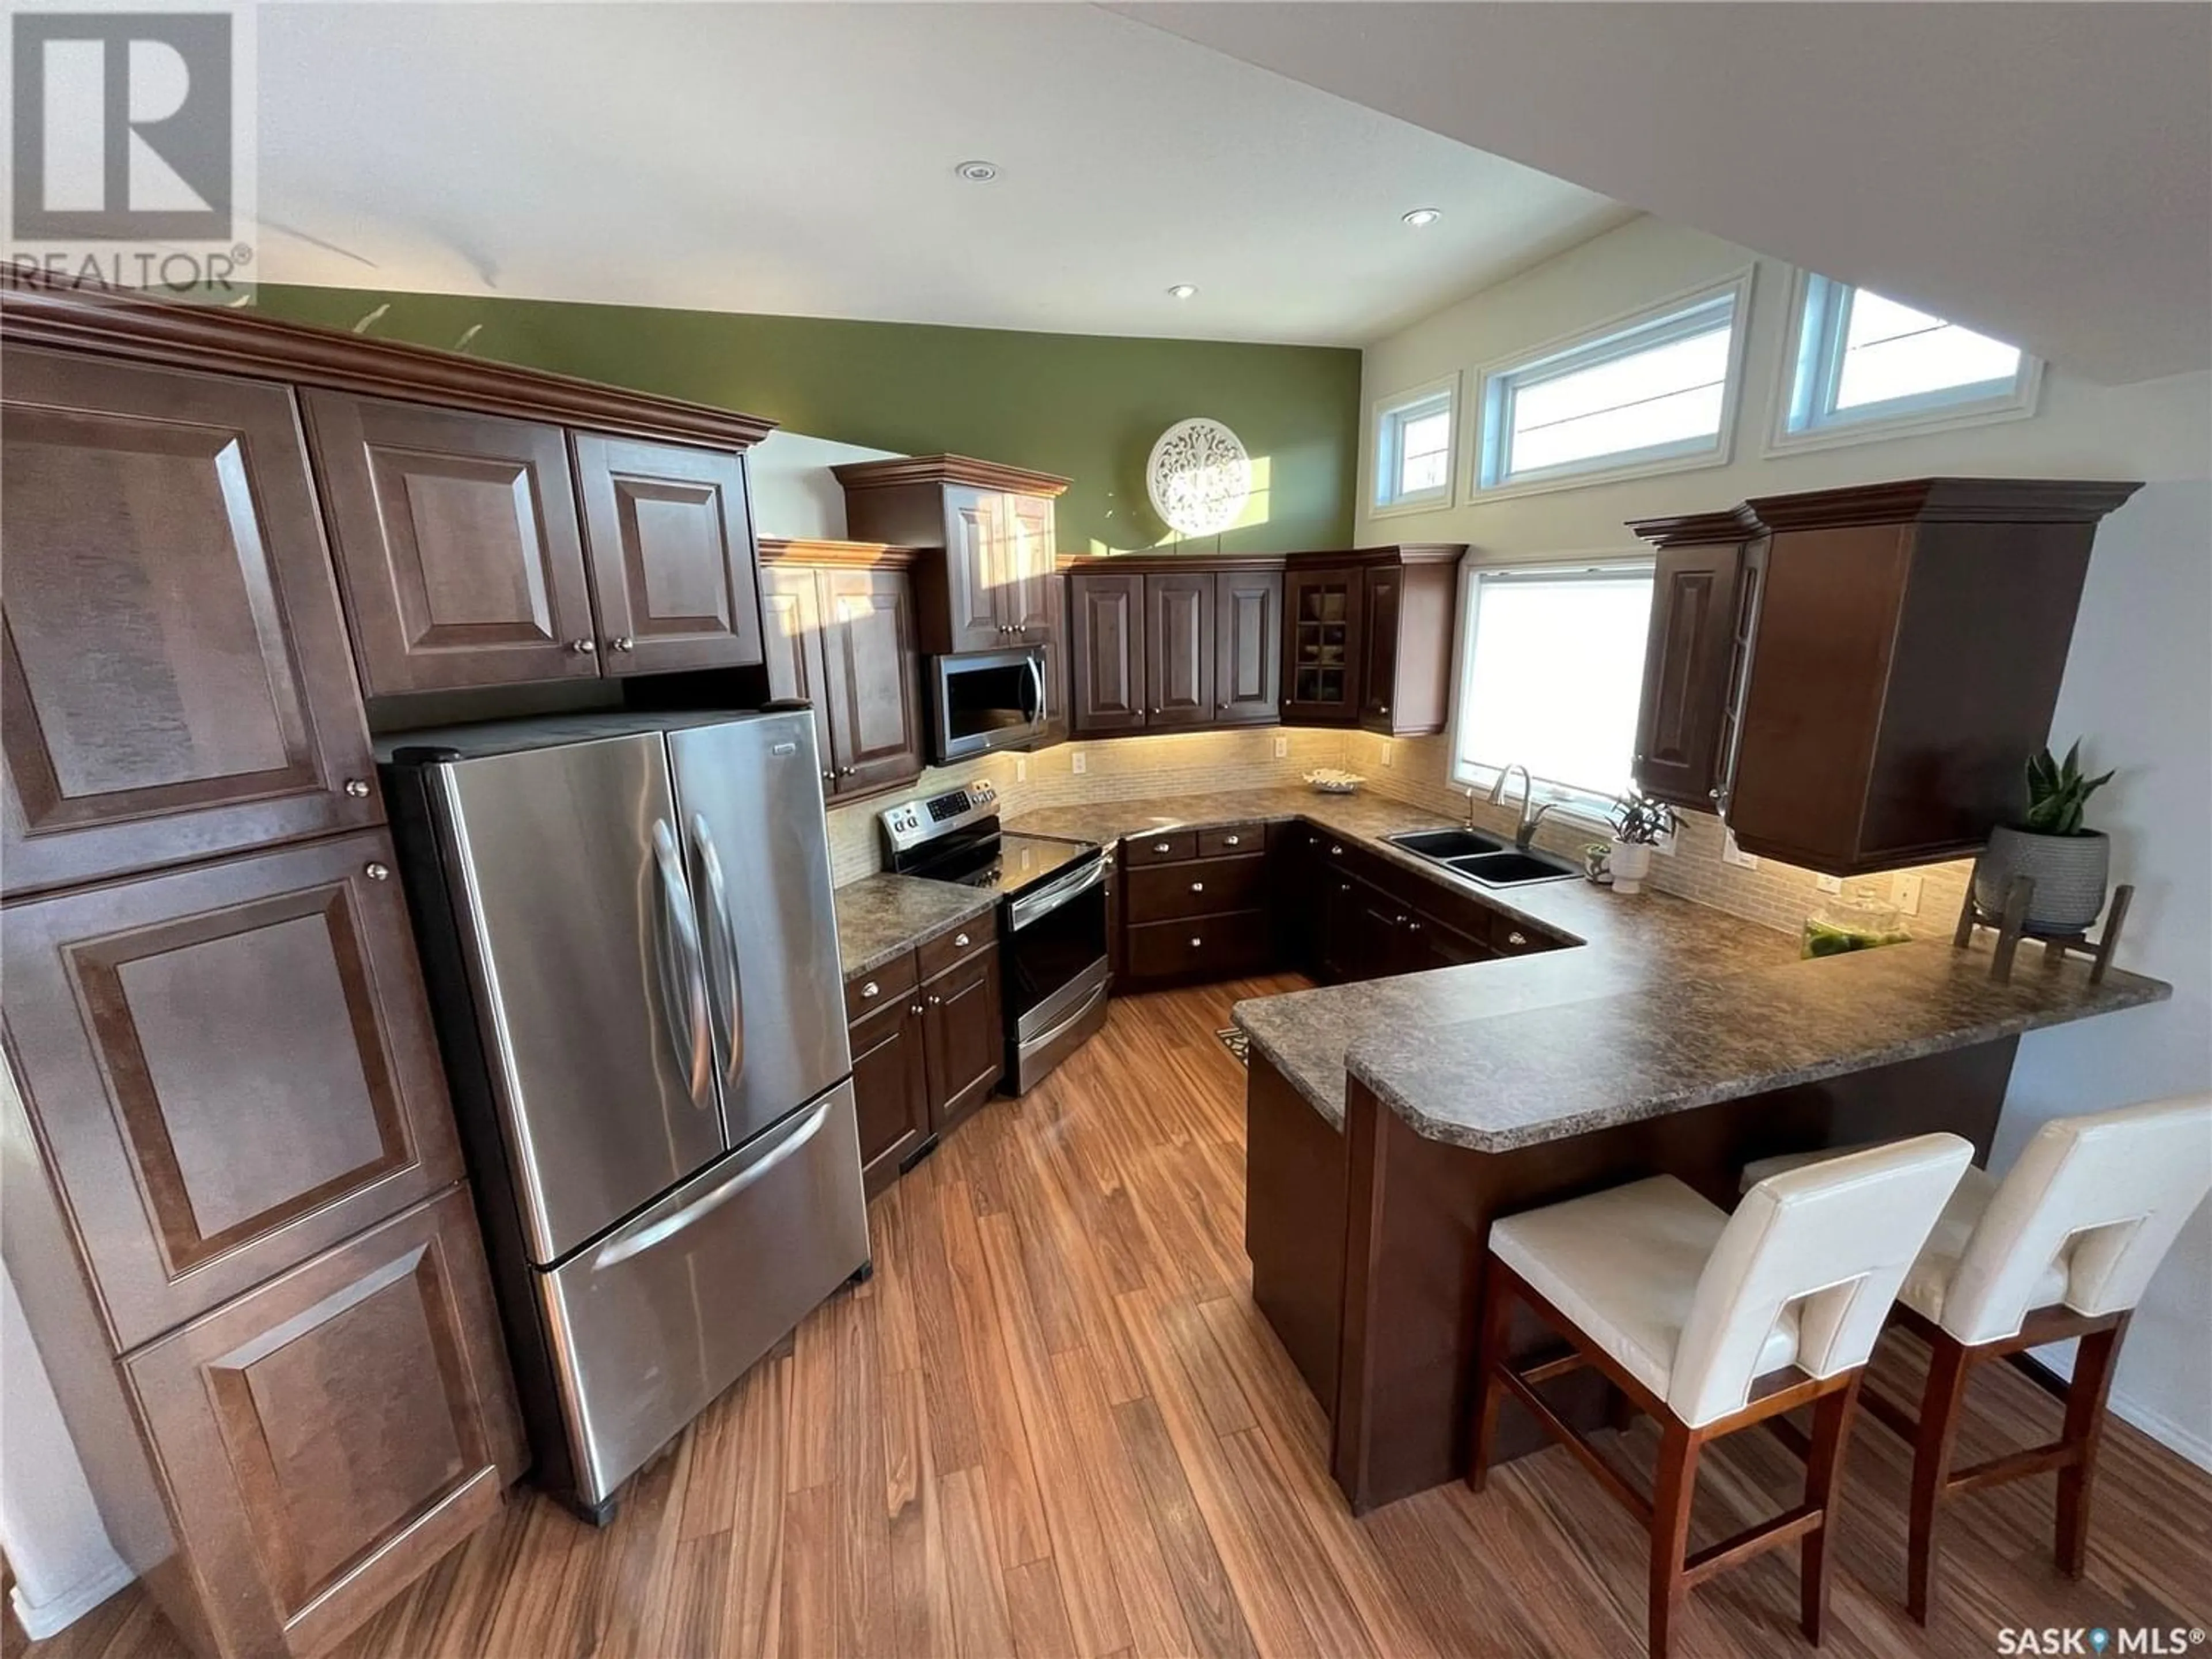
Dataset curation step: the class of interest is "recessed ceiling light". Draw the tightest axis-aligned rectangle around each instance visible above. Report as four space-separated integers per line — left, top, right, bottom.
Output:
1402 207 1444 229
955 160 999 183
1167 283 1199 300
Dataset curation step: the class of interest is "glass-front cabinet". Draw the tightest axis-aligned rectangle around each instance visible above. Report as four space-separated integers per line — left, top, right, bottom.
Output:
1282 565 1363 722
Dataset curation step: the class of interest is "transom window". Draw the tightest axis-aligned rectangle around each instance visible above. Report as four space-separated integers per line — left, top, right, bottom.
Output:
1373 381 1456 510
1778 275 2039 445
1476 281 1746 493
1450 563 1656 806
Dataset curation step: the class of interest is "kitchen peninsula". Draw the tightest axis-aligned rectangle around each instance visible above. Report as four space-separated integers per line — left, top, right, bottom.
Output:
1005 787 2170 1513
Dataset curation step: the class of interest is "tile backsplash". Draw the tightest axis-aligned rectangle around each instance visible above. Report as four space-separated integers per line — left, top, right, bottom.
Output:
828 723 1976 945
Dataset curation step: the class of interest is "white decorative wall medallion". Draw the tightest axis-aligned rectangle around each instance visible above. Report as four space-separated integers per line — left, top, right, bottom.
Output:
1146 417 1252 537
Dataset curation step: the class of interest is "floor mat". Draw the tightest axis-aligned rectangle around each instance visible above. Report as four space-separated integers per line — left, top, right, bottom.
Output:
1217 1027 1249 1065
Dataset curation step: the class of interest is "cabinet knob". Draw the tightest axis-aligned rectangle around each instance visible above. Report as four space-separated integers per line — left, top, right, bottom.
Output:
342 778 372 798
364 862 391 881
1191 881 1205 893
861 980 880 999
1379 704 1391 715
1408 921 1423 933
1394 914 1410 926
609 636 635 653
954 931 971 948
1154 841 1172 853
1508 931 1528 947
839 766 858 778
1709 787 1723 801
1224 835 1241 847
823 769 836 783
1330 844 1344 856
570 638 597 654
911 1003 925 1016
1337 882 1351 894
928 994 943 1007
1189 937 1203 948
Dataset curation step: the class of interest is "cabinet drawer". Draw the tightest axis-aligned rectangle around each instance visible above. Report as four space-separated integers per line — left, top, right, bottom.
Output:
1126 853 1267 923
124 1184 522 1659
916 915 995 981
2 832 466 1351
1127 912 1271 981
1197 823 1264 858
1125 830 1198 866
845 950 920 1022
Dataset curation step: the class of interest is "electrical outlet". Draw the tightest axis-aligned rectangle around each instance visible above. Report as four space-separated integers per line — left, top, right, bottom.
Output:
1815 873 1843 895
1721 828 1760 869
1380 739 1393 768
1272 734 1289 759
1070 751 1086 775
1893 872 1924 916
1015 756 1028 784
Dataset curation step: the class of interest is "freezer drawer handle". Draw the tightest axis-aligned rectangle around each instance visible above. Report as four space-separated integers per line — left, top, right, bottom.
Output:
690 813 746 1091
589 1094 835 1271
650 819 714 1109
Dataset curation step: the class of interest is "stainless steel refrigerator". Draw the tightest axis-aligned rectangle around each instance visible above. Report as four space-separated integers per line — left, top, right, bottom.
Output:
381 709 868 1522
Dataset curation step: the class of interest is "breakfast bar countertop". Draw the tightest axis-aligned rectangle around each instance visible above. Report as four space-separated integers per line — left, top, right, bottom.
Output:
1007 787 2171 1149
832 873 998 979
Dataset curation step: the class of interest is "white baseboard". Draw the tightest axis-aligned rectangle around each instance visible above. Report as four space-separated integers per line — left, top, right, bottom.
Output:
2029 1344 2212 1473
9 1560 134 1641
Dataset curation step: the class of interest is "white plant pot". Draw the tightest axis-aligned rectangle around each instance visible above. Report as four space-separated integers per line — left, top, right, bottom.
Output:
1609 838 1654 895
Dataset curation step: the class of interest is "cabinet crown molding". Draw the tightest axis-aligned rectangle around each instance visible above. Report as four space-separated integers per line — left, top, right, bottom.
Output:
1740 476 2143 533
757 537 921 569
1 272 777 450
1626 508 1764 548
1059 552 1288 574
831 453 1072 497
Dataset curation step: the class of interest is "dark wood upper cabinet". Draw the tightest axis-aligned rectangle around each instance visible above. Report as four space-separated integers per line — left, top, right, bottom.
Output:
572 434 763 676
1215 567 1283 725
1069 570 1147 735
820 565 926 796
1628 516 1749 812
942 487 1006 652
124 1185 524 1659
1282 564 1363 723
1 347 382 896
305 391 600 695
2 832 468 1352
760 560 838 790
1631 479 2141 874
1359 565 1403 728
1357 547 1463 736
1146 570 1215 728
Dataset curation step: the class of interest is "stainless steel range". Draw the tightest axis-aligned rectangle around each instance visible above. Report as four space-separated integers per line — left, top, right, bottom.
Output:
881 781 1109 1092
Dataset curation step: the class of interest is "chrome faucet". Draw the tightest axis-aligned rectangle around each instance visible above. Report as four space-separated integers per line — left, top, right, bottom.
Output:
1488 763 1564 852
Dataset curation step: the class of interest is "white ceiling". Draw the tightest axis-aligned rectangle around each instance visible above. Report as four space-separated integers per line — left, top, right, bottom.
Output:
254 2 1631 346
1121 2 2212 384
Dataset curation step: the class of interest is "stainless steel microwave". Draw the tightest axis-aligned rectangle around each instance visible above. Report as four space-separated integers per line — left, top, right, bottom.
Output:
928 646 1047 763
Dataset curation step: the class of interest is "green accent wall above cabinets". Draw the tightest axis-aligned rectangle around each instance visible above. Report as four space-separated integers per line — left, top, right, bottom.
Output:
251 285 1361 556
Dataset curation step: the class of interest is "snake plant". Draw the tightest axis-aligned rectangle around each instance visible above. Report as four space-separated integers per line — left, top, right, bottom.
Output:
2022 741 2114 837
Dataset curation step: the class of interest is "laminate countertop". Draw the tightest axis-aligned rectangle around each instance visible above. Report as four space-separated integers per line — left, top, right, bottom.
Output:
832 874 998 979
1007 788 2171 1152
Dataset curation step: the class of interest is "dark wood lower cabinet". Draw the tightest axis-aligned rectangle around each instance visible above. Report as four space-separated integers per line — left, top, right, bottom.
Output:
845 934 1003 1193
124 1184 524 1658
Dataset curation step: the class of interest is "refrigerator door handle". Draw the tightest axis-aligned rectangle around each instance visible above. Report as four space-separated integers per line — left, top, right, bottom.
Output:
650 818 714 1109
588 1092 832 1271
688 812 746 1090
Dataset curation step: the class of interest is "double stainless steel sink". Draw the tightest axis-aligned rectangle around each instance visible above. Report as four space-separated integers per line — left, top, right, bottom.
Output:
1384 827 1582 889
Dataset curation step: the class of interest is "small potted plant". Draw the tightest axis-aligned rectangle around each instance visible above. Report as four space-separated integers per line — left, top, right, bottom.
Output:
1603 787 1677 896
1974 740 2115 934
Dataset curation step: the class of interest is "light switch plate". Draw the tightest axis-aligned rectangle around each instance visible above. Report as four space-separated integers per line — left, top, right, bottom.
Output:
1015 756 1028 784
1721 829 1760 869
1380 739 1393 768
1815 873 1843 895
1893 872 1924 915
1070 751 1086 775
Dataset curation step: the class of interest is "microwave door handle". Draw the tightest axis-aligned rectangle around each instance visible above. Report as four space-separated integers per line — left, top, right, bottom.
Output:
589 1092 832 1270
1027 653 1047 724
650 819 715 1110
689 813 745 1090
1009 854 1106 930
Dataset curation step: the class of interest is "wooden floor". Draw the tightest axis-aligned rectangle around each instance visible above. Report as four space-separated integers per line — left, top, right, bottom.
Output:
21 977 2212 1659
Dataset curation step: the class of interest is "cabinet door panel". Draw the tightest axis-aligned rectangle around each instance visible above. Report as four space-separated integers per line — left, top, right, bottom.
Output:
1146 571 1215 727
305 391 597 694
1214 570 1282 725
922 946 1001 1134
1359 566 1402 728
760 566 836 794
820 568 924 796
1070 573 1147 734
944 488 1003 651
850 1001 929 1195
574 434 762 675
126 1185 521 1658
3 833 464 1351
1632 541 1744 810
2 349 380 895
1282 567 1362 723
1002 494 1058 635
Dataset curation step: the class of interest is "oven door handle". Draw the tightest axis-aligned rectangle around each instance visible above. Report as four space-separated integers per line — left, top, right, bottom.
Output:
1008 854 1106 930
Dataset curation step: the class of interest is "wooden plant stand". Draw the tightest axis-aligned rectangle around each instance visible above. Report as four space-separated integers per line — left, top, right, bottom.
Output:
1953 862 2133 986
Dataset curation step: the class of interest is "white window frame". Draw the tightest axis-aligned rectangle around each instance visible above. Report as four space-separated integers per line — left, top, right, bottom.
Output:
1470 269 1753 502
1370 373 1458 515
1766 269 2043 456
1445 556 1658 829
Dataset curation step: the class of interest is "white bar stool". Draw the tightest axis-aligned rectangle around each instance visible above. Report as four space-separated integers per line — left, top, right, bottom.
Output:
1740 1093 2212 1626
1469 1134 1972 1659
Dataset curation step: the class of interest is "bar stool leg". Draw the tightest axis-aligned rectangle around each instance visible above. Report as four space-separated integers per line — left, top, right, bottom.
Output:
2056 1317 2127 1578
1467 1255 1517 1494
1648 1418 1701 1659
1800 1376 1862 1645
1907 1335 1974 1626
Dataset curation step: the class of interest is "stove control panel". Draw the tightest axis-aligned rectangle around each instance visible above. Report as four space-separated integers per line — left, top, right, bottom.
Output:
880 778 998 854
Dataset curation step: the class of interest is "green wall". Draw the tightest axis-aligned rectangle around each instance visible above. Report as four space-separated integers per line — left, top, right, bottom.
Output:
253 285 1362 555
